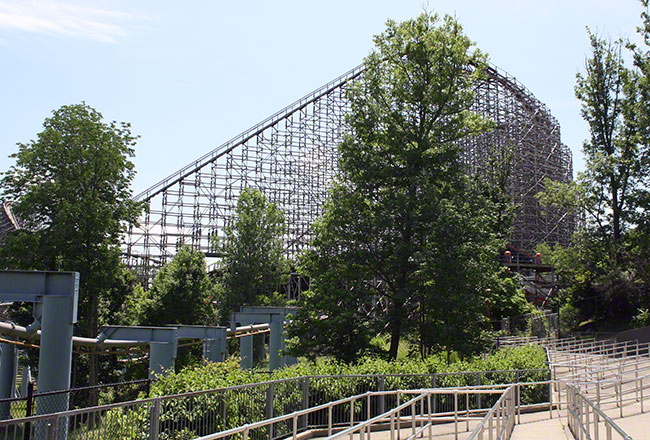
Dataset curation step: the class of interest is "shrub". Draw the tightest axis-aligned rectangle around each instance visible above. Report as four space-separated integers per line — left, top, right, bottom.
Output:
96 346 547 439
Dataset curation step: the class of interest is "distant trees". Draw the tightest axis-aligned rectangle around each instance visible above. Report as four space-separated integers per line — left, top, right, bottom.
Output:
286 13 517 361
217 188 288 324
0 103 143 390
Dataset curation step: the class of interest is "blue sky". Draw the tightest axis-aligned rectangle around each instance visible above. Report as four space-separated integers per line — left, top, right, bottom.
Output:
0 0 645 195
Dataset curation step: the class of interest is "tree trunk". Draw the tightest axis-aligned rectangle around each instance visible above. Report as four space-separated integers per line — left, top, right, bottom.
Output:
388 303 403 359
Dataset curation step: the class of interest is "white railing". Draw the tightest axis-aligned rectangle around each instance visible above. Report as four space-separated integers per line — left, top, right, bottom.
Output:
567 384 632 440
467 385 516 440
195 387 514 440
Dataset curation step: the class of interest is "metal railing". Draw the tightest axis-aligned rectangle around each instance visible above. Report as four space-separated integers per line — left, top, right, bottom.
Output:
195 386 516 440
467 385 516 440
567 384 632 440
0 369 549 440
501 335 650 440
0 379 152 422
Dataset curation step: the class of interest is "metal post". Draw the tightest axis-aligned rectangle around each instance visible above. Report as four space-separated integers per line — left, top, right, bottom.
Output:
149 342 176 377
454 390 458 440
517 383 521 424
301 377 309 429
268 319 283 371
36 295 76 440
21 366 32 397
641 376 644 413
149 399 161 440
23 381 34 440
206 331 227 363
476 373 482 409
240 335 254 369
432 374 437 414
0 342 17 419
266 383 275 438
466 392 470 432
378 376 385 416
548 369 553 419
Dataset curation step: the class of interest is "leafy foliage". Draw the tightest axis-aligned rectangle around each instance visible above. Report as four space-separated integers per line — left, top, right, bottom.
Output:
537 8 650 329
0 103 143 392
130 246 218 327
287 12 515 361
217 188 288 324
97 345 547 440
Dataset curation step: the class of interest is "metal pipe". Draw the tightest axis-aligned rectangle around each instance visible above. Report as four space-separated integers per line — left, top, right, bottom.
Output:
0 321 269 348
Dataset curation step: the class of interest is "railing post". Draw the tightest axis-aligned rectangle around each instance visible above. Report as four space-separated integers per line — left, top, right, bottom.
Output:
618 380 623 419
23 381 35 440
328 404 333 437
46 416 58 440
466 392 470 432
379 376 385 416
476 373 482 409
432 374 437 414
149 398 161 440
367 393 371 421
517 383 521 424
641 376 644 413
301 377 309 429
488 411 493 440
454 390 458 440
266 382 274 438
427 393 432 439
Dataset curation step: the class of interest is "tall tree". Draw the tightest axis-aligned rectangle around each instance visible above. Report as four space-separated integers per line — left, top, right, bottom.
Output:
537 15 650 325
217 188 288 324
0 103 143 389
574 31 640 247
287 13 511 361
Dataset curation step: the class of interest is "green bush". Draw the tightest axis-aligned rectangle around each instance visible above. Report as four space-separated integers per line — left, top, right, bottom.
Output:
95 346 547 439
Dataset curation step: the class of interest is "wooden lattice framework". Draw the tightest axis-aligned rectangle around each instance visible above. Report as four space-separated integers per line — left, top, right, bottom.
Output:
124 63 573 281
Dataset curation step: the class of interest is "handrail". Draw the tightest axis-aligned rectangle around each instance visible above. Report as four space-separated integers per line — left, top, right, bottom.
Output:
466 385 515 440
195 387 508 440
2 335 648 440
0 368 549 427
567 384 633 440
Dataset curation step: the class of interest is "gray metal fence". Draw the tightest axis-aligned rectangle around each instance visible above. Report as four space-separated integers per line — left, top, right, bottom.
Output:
0 368 548 440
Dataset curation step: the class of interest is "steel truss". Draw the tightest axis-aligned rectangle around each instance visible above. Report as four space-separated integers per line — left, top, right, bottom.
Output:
124 63 573 281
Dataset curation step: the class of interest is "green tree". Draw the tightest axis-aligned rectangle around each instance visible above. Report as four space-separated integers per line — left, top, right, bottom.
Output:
121 246 218 370
133 246 217 327
287 13 511 361
0 103 143 390
217 188 288 324
537 15 650 326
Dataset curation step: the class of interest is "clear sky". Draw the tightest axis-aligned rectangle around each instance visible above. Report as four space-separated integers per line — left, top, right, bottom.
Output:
0 0 645 195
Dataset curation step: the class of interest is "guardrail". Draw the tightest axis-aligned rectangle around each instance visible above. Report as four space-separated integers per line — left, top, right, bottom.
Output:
0 369 549 440
4 335 648 440
567 384 632 440
195 386 519 440
467 385 516 440
502 334 650 439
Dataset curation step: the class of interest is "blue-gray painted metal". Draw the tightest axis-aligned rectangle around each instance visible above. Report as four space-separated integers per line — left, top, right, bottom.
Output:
0 343 16 419
0 270 79 432
232 307 297 370
169 325 228 363
100 326 178 378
